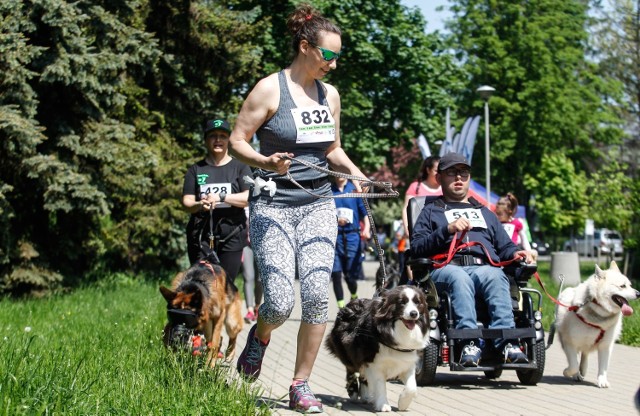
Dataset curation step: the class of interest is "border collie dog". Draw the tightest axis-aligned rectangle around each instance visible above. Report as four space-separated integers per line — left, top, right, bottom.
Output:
325 286 429 412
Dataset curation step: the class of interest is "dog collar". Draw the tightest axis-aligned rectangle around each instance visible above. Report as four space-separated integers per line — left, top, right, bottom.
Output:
380 341 419 353
199 260 216 276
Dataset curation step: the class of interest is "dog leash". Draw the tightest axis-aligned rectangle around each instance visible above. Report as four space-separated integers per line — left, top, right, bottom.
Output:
429 230 523 269
279 155 399 291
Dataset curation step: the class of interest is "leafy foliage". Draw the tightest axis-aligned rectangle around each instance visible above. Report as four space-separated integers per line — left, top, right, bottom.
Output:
446 0 623 218
524 153 588 237
0 0 463 293
1 0 639 293
324 0 463 170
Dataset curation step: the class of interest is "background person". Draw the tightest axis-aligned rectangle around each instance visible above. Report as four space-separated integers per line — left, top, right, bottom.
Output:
399 155 441 284
228 4 367 413
182 118 251 290
241 206 262 323
410 152 533 368
331 177 371 308
495 192 533 253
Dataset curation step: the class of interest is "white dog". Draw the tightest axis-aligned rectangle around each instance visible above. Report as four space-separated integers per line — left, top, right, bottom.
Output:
556 261 639 387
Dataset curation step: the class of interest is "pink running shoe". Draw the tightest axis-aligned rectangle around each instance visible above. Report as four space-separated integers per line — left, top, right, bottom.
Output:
289 379 323 413
244 310 255 324
236 324 269 382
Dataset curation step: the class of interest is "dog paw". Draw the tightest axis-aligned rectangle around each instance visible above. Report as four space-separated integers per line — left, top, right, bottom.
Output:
375 403 392 412
563 368 583 381
596 376 610 388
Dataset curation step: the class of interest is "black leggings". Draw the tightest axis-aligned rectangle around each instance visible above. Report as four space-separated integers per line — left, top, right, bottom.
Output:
331 271 358 302
216 250 243 292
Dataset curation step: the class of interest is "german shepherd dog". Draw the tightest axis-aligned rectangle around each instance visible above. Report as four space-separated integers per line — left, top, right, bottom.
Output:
160 253 243 368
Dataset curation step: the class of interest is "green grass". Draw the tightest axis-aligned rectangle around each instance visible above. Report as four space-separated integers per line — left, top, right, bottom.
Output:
533 259 640 347
0 276 270 415
2 261 639 414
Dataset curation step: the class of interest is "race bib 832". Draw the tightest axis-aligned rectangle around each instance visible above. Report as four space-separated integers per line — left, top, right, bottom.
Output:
291 105 336 144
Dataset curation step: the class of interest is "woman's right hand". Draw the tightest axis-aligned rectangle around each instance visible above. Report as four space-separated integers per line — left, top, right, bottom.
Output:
266 152 294 175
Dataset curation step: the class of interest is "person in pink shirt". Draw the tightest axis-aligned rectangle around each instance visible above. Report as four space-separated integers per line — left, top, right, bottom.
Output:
399 156 441 284
401 155 442 237
495 193 532 253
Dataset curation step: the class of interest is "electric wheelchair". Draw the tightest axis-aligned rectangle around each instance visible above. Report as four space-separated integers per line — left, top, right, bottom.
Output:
405 196 546 386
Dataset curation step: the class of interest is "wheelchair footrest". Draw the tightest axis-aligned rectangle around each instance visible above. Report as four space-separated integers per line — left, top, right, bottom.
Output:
448 327 536 340
449 362 538 371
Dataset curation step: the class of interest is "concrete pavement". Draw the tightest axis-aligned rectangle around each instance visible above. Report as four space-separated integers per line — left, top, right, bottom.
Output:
235 260 640 415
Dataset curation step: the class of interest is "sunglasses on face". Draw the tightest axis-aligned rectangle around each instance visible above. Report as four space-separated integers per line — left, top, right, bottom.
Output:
442 168 471 178
310 43 341 61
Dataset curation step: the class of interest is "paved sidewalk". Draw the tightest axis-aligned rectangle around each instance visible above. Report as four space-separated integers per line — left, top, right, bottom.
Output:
236 260 640 415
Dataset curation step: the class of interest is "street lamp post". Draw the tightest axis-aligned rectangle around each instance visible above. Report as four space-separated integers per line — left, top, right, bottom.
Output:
476 85 495 205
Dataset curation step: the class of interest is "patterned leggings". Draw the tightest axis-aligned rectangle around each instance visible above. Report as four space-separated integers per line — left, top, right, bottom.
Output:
250 199 337 325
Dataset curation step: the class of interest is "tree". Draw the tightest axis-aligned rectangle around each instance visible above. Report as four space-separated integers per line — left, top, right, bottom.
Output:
324 0 463 171
1 0 166 292
0 0 468 293
590 0 640 273
446 0 623 214
524 154 588 241
0 0 275 293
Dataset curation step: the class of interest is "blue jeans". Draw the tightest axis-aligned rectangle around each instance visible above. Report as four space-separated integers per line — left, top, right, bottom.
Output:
431 264 514 347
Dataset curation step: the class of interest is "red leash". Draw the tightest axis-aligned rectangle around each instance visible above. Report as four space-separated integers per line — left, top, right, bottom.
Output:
430 230 521 269
432 233 606 345
532 271 577 311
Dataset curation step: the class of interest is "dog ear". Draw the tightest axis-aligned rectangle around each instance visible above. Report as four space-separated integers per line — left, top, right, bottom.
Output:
159 286 176 302
610 260 619 272
202 249 221 265
374 292 395 321
595 264 604 279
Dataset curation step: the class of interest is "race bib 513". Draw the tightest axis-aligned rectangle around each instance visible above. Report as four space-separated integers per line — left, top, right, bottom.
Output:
444 208 487 229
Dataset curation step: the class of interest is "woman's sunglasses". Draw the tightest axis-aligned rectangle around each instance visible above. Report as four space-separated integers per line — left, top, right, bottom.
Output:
310 43 342 61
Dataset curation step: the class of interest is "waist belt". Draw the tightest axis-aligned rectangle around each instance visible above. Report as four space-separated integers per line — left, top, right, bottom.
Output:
449 255 486 266
338 228 360 234
275 177 329 190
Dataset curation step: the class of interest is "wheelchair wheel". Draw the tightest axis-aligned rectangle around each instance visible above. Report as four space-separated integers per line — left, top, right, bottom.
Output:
415 342 439 386
516 338 546 385
484 368 503 380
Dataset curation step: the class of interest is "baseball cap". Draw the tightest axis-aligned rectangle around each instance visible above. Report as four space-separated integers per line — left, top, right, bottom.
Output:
203 118 231 135
438 152 471 171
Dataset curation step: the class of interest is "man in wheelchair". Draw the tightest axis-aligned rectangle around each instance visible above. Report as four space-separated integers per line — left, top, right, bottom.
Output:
410 152 535 368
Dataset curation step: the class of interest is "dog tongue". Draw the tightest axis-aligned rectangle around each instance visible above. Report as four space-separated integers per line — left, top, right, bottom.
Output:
403 320 416 330
622 304 634 317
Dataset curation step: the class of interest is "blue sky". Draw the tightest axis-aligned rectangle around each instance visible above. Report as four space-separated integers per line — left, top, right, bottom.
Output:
401 0 451 32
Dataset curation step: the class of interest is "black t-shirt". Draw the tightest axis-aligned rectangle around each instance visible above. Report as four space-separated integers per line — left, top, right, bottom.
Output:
183 158 252 252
